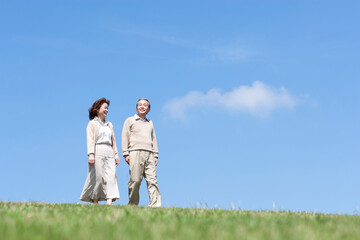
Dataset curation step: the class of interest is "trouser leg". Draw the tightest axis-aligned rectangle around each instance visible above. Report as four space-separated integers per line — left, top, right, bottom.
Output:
128 151 144 205
144 152 161 207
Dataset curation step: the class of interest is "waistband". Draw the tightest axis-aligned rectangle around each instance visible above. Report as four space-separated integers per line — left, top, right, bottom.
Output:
96 143 112 146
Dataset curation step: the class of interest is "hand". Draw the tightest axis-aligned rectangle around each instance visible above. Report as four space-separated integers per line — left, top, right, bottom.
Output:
155 158 158 166
125 156 130 165
115 157 120 166
88 155 95 166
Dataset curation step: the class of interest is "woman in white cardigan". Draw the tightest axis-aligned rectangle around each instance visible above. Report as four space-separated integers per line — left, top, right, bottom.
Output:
80 98 120 205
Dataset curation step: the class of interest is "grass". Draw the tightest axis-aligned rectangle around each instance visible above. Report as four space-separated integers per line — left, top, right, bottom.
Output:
1 202 359 240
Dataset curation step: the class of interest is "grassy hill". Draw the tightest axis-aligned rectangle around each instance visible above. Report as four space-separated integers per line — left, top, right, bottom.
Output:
1 202 359 240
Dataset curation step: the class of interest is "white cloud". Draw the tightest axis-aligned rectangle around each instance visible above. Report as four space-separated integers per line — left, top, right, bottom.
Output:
164 81 297 118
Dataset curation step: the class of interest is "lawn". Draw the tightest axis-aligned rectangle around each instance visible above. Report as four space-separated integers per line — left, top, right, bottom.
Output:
1 202 359 240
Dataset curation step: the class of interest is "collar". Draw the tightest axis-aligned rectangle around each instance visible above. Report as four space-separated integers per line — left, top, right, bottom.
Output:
134 114 149 122
94 116 110 126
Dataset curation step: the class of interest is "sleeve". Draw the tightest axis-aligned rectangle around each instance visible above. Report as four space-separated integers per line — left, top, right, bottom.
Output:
86 121 95 156
109 122 119 159
151 121 159 158
121 118 131 157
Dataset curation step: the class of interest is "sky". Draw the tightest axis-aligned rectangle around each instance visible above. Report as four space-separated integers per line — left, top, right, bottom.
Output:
0 0 359 215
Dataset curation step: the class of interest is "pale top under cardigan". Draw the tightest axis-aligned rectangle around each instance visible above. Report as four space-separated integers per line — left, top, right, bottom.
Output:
87 118 119 158
94 117 112 145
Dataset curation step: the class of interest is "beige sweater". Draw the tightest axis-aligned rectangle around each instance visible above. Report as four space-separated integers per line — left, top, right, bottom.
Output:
121 115 158 158
86 119 119 158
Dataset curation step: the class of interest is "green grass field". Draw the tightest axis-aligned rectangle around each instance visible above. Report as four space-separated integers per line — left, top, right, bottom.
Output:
1 202 359 240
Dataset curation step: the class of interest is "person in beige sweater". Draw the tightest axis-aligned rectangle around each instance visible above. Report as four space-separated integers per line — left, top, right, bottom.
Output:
121 99 161 207
80 98 120 205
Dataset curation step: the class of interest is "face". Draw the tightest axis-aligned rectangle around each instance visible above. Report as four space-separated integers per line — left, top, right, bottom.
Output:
136 100 150 116
97 103 109 119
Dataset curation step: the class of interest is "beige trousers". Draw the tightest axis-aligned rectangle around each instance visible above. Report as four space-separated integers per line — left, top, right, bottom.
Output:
80 144 120 202
128 150 161 207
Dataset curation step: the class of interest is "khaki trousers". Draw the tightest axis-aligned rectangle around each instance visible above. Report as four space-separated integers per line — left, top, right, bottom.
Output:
128 150 161 207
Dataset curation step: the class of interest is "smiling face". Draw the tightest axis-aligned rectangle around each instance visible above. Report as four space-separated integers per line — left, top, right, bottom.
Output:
136 99 150 118
97 102 109 120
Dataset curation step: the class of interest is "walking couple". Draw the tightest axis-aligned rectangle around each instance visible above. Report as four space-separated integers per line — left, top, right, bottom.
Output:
80 98 161 207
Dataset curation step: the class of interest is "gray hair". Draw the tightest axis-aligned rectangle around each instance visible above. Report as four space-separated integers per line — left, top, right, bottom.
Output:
136 98 151 109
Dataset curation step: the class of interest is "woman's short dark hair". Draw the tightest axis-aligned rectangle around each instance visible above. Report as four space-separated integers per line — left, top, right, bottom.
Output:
89 98 110 120
136 98 151 110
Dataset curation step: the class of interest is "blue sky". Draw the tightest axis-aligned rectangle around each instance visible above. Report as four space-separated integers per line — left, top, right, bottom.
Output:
1 0 359 214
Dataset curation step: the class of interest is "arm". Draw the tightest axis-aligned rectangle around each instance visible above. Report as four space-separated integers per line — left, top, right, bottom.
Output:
121 118 131 164
109 122 120 166
86 121 95 166
151 121 159 166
